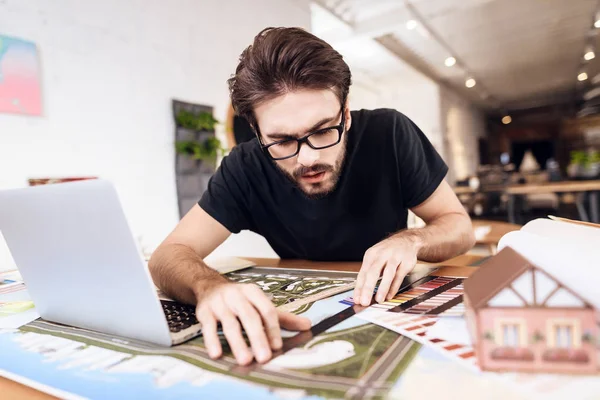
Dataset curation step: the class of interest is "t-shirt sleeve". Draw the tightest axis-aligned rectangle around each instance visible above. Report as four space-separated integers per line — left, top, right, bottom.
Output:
393 111 449 208
198 150 251 234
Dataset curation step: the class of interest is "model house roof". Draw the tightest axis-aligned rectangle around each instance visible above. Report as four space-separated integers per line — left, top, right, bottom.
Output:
464 247 533 310
464 246 593 310
498 230 600 310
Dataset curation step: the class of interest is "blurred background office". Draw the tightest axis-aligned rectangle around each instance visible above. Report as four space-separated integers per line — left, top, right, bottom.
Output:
1 0 600 267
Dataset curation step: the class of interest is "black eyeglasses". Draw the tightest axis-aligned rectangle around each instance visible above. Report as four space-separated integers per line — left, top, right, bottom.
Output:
258 107 346 161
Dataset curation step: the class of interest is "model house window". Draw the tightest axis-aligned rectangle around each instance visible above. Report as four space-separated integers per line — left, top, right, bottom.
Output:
554 324 574 349
495 318 527 348
547 319 581 349
502 323 520 347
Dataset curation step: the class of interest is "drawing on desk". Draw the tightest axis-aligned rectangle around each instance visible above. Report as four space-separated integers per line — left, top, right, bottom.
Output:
228 267 356 313
0 289 420 399
0 301 34 317
0 283 40 329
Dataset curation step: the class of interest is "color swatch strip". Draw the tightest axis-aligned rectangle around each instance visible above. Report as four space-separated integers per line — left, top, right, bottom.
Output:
339 275 437 309
340 276 465 315
389 278 463 313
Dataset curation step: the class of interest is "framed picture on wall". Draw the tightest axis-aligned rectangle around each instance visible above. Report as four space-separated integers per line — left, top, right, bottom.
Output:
0 34 42 116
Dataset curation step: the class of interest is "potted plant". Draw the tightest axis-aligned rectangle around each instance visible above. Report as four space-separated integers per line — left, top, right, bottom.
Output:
175 136 226 169
567 150 600 179
567 150 586 179
174 108 227 170
175 110 219 131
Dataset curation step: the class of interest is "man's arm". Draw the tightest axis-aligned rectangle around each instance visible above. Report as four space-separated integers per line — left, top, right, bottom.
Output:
149 205 231 304
353 180 475 305
149 205 310 365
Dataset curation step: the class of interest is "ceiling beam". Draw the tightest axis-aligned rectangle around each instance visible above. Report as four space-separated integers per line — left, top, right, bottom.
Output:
312 0 407 44
375 34 493 111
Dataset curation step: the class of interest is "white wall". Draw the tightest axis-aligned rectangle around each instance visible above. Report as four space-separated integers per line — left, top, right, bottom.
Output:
0 0 310 269
349 72 446 164
350 78 486 185
439 86 486 183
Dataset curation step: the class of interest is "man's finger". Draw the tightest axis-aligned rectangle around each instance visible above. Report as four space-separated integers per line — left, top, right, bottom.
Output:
375 261 398 303
386 262 413 301
211 299 253 365
354 250 376 303
360 259 385 306
278 311 312 331
228 290 272 363
243 284 282 350
197 307 221 359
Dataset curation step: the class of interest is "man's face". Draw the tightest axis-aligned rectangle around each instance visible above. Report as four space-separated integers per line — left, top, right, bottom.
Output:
254 89 351 199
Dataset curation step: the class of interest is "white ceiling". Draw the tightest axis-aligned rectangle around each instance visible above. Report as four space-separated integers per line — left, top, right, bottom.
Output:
312 0 600 112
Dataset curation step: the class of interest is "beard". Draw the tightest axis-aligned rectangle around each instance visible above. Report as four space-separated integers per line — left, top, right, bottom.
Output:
277 135 348 200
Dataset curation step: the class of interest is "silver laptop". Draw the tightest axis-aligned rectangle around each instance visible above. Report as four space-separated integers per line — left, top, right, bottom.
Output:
0 179 202 346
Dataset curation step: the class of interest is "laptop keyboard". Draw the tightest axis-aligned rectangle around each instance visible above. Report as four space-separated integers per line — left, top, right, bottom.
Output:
161 300 199 333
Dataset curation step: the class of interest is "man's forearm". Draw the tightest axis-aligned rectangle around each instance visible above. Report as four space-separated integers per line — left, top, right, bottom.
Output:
148 243 228 305
394 213 475 263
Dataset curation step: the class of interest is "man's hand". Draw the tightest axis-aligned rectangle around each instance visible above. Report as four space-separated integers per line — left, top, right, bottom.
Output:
353 235 420 306
195 282 311 366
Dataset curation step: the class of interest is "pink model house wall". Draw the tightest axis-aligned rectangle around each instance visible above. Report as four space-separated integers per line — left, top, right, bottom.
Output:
464 247 599 374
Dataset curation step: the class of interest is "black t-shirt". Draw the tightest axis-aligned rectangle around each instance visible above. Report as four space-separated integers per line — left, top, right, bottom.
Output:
199 109 448 261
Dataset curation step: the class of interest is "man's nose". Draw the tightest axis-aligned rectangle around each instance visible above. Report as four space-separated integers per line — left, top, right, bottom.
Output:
296 142 320 166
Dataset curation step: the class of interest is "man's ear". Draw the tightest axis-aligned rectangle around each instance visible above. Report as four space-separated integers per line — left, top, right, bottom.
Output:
344 101 352 131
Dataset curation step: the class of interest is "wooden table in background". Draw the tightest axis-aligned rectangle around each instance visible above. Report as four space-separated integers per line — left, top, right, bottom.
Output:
0 255 482 399
471 219 521 254
506 180 600 224
246 254 480 275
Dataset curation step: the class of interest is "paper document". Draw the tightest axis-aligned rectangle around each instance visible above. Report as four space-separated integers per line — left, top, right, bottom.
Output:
0 285 39 329
0 270 23 291
474 225 492 241
425 317 472 345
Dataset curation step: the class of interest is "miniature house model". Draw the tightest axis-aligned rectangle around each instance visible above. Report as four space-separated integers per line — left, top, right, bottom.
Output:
464 247 599 374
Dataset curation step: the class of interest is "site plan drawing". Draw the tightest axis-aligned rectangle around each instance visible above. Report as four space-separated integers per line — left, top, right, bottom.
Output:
0 267 420 399
227 267 357 313
0 292 420 399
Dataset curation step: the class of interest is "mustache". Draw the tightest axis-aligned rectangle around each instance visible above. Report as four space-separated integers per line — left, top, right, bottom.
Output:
293 164 333 180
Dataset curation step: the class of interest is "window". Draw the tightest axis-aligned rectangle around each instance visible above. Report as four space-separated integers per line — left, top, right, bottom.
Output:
554 324 574 349
494 318 527 347
547 319 581 349
502 324 520 347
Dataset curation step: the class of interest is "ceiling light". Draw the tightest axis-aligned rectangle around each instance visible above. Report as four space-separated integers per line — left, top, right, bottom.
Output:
595 19 600 28
406 20 417 30
445 57 456 67
578 72 589 81
584 44 595 61
465 78 476 88
502 115 512 125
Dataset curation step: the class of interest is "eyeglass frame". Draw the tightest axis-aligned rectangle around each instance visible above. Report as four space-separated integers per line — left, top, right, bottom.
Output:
255 105 346 161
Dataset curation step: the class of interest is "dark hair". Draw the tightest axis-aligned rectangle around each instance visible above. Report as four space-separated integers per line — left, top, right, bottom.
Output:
228 27 352 131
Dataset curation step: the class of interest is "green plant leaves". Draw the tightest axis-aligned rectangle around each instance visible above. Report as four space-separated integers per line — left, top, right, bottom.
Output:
175 110 219 131
175 137 226 161
174 110 225 162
